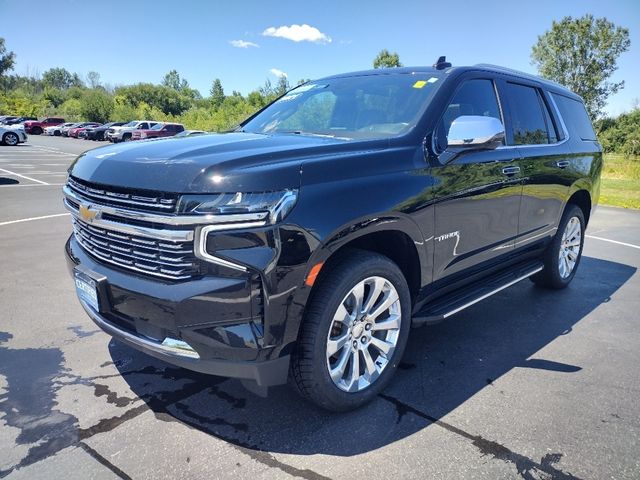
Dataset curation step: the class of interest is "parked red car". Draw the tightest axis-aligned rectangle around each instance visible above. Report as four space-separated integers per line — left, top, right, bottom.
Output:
24 117 65 135
68 123 101 138
131 122 184 140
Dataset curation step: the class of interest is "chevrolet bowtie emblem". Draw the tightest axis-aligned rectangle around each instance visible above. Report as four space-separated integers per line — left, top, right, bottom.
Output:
79 204 99 223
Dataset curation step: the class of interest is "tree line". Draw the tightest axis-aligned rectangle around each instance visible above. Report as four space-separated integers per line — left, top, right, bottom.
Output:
0 38 300 132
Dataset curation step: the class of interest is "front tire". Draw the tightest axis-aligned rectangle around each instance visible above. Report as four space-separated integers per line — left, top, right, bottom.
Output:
531 204 585 289
291 250 411 411
31 126 43 135
2 132 19 146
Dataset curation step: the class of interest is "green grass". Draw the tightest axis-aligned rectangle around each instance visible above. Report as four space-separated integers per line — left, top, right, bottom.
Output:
600 154 640 209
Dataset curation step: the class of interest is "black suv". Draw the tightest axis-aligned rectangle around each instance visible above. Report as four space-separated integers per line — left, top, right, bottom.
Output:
64 62 601 411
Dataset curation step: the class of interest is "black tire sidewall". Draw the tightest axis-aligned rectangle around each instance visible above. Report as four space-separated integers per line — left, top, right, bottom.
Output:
301 253 411 411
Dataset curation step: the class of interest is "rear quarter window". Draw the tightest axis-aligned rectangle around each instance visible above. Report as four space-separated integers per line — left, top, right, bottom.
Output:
551 93 597 141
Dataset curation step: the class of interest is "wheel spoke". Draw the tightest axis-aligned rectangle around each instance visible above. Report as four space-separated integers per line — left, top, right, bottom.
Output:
330 346 351 382
327 331 349 356
369 336 392 355
334 303 351 324
352 282 365 316
372 313 400 331
568 219 580 240
362 347 377 377
566 238 581 247
369 289 400 320
346 350 360 391
362 278 385 314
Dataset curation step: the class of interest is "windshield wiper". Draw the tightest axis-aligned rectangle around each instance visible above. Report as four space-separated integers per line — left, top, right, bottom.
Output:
277 130 350 140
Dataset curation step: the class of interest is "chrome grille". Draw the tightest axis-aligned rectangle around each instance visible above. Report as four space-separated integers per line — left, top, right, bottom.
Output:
68 176 177 213
71 216 199 280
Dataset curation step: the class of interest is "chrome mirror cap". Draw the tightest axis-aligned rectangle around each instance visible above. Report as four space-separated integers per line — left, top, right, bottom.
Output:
447 115 505 150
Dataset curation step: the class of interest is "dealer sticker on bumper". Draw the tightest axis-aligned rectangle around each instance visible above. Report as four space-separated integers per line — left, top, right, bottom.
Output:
74 270 99 311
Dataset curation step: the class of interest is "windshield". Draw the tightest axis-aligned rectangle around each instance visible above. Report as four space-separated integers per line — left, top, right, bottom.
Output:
150 123 165 130
123 121 138 127
242 73 443 139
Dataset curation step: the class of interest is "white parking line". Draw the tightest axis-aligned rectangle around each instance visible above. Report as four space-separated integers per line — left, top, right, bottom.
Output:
586 235 640 251
0 183 65 188
0 213 69 226
0 167 49 185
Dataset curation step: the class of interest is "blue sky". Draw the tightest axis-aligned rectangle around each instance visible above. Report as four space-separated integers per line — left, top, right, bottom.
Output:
1 0 638 116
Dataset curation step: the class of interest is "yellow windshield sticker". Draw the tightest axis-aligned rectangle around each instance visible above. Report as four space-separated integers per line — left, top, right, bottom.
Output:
413 80 427 89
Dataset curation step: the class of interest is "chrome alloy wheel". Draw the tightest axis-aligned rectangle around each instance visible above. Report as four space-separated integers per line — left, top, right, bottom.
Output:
326 276 401 392
559 216 581 278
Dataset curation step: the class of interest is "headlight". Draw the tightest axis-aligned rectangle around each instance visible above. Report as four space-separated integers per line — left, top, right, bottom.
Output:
189 189 298 271
178 189 298 225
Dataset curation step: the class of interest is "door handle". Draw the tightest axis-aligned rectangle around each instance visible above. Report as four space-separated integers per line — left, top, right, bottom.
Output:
502 166 521 176
556 161 570 169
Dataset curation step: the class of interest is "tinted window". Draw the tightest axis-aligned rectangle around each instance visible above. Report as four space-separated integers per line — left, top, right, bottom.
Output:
506 83 553 145
551 93 597 141
436 79 502 152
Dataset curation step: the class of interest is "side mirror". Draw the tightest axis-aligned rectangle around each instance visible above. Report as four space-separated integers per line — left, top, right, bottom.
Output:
447 115 505 151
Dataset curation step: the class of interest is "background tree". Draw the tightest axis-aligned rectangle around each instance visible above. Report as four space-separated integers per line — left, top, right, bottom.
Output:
80 89 114 122
210 78 225 109
373 49 402 69
162 69 188 91
42 67 84 90
531 15 630 119
275 75 290 96
87 71 101 89
0 38 16 90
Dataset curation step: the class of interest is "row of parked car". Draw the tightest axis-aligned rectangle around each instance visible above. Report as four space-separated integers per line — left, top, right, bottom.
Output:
0 115 206 144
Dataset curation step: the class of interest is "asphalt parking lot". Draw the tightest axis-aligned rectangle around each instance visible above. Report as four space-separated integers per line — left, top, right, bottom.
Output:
1 135 639 480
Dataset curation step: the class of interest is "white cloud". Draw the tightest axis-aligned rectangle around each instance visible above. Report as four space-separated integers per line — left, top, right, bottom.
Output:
262 24 331 44
270 68 288 78
229 40 259 48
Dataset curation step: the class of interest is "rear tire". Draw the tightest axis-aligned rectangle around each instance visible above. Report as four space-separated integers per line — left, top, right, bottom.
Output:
290 250 411 412
531 204 585 289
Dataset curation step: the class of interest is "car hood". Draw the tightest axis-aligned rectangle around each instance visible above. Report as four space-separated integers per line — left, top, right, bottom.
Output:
69 132 384 193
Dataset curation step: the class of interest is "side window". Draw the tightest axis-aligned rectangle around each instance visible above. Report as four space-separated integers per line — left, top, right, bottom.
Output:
139 123 148 129
435 79 502 152
551 93 597 141
506 83 555 145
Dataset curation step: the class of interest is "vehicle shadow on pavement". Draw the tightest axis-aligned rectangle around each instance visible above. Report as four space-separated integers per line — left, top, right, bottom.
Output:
113 256 635 458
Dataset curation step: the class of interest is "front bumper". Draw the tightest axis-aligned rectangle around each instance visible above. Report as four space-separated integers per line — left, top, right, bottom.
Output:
65 235 291 386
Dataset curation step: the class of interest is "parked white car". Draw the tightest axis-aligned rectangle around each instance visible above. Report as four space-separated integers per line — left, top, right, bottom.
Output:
44 122 76 136
0 124 28 146
106 120 158 143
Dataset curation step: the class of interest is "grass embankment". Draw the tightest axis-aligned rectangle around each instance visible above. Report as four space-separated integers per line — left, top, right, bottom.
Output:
600 154 640 209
